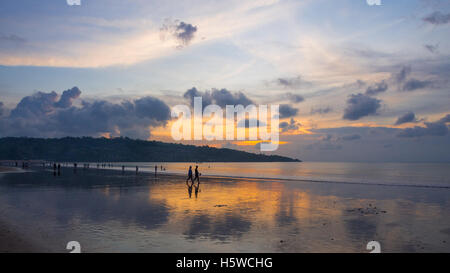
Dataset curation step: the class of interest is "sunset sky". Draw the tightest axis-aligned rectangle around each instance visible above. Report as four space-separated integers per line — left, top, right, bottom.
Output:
0 0 449 162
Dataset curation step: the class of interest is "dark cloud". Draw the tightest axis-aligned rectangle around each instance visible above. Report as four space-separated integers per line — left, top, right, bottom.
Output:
211 89 253 108
237 118 265 128
183 87 253 108
10 91 59 118
397 114 449 138
54 87 81 108
438 114 450 123
394 66 411 84
365 80 388 96
424 43 439 53
279 104 298 119
279 118 300 133
423 11 450 25
160 19 197 48
402 78 433 91
183 87 213 107
395 112 418 125
174 21 198 46
277 76 302 87
0 87 171 139
343 93 381 121
397 122 448 138
284 92 304 103
341 134 361 141
275 75 309 89
310 106 332 115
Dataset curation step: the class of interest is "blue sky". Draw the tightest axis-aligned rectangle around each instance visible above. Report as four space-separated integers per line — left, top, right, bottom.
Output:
0 0 449 162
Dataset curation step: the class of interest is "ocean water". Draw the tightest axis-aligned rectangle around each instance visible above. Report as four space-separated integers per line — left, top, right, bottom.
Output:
104 162 450 188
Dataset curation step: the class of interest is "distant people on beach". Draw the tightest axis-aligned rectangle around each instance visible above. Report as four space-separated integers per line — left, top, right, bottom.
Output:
57 163 61 176
136 166 139 174
122 165 125 174
154 165 157 177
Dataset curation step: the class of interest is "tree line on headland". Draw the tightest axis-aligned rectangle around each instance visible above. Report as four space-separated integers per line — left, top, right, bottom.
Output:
0 137 301 162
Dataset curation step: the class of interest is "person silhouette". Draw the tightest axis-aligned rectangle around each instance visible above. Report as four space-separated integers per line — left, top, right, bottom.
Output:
186 166 194 186
154 165 157 177
194 165 200 185
57 163 61 176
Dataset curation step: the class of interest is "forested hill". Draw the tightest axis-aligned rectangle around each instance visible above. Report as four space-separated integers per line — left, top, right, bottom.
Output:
0 137 301 162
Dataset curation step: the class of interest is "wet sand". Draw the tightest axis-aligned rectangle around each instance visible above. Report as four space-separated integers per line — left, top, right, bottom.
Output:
0 220 37 253
0 166 23 173
0 167 449 253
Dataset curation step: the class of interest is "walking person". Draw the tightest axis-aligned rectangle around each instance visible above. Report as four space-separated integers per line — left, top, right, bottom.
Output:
193 165 201 185
154 165 157 177
186 166 194 186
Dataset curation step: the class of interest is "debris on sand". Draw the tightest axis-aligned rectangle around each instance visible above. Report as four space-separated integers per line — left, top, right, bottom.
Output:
346 205 387 215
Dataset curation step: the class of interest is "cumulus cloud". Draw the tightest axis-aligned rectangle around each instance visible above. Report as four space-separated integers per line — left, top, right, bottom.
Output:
279 104 298 119
54 87 81 108
402 79 433 91
279 118 301 133
343 93 381 121
0 87 171 139
365 80 388 96
423 11 450 25
395 112 418 125
183 87 253 108
397 114 449 138
160 19 198 48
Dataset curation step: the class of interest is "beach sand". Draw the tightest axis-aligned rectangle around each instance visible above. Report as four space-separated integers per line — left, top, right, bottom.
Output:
0 167 449 253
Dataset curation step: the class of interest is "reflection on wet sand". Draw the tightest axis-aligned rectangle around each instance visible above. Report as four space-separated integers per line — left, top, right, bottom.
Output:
0 168 449 252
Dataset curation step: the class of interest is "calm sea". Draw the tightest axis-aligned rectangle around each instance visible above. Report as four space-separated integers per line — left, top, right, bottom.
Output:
105 162 450 188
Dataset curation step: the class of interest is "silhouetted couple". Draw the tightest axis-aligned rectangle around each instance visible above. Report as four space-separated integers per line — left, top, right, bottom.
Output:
186 165 200 198
186 165 200 186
